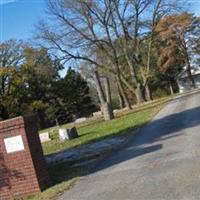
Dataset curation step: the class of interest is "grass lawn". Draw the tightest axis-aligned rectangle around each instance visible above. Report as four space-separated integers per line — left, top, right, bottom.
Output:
43 108 153 155
42 96 171 155
29 96 172 200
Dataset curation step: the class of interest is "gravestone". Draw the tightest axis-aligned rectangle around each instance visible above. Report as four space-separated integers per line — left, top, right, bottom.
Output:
113 109 119 114
75 117 87 123
0 115 50 200
39 132 51 143
93 111 102 117
68 127 79 140
59 128 69 141
58 127 79 141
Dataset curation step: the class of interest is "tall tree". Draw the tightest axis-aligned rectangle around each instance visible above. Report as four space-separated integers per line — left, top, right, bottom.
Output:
36 0 188 106
0 40 24 119
19 47 61 127
0 44 60 127
36 0 133 118
156 13 200 88
36 0 143 105
157 40 184 94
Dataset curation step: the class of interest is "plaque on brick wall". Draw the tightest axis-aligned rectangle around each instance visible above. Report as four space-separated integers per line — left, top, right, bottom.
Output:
4 135 25 153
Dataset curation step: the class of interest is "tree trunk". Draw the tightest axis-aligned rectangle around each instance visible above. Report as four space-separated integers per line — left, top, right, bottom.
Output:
186 58 195 89
116 75 131 110
145 84 153 101
123 47 145 103
135 83 145 104
169 82 174 95
37 109 49 129
129 65 145 104
182 36 195 89
93 71 106 105
104 77 112 109
120 75 135 95
0 106 9 120
93 71 114 121
117 83 125 108
119 93 125 108
101 102 114 121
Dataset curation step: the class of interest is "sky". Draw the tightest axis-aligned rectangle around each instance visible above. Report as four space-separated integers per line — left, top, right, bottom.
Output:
0 0 46 41
0 0 200 42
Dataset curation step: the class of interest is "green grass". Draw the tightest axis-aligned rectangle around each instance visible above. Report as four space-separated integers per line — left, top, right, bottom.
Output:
43 108 151 154
42 97 170 155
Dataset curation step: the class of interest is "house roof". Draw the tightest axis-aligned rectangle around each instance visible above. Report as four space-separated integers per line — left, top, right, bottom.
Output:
177 66 200 79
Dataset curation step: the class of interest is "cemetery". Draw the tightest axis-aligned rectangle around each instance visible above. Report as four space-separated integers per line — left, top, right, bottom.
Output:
41 97 170 155
1 0 200 198
0 97 169 200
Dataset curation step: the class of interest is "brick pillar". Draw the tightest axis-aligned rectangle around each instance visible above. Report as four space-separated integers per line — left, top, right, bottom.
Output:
0 114 50 200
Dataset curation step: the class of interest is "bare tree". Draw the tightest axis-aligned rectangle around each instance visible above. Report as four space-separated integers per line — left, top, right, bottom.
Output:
106 0 151 103
36 0 132 110
36 0 186 108
42 0 148 104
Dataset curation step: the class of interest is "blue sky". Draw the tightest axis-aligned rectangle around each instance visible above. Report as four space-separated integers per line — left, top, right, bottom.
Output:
0 0 200 42
0 0 46 41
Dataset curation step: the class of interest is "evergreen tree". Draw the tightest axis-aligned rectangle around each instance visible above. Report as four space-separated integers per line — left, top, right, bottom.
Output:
46 67 97 125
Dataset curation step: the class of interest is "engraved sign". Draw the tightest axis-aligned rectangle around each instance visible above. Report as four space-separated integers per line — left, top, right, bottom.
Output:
4 135 25 153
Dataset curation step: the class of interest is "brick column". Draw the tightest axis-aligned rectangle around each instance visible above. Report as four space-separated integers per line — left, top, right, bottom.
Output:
0 115 50 200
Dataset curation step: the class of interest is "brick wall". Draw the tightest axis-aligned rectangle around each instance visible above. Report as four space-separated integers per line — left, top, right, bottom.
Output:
0 115 50 200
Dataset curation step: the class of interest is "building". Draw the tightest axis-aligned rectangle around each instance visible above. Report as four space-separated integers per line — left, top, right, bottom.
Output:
177 67 200 93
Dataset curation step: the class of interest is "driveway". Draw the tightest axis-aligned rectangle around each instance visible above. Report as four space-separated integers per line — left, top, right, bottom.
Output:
58 90 200 200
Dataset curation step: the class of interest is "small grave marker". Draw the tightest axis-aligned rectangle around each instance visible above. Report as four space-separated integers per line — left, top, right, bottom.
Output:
59 128 69 141
58 127 79 141
93 111 102 117
39 132 51 143
75 117 87 123
68 127 79 140
113 109 119 114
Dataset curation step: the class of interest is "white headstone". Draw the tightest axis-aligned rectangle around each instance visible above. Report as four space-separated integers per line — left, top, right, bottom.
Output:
93 111 102 117
4 135 25 153
75 117 87 123
113 109 119 114
59 128 69 141
39 132 51 143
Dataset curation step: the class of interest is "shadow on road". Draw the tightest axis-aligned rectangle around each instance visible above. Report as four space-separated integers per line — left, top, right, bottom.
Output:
92 105 200 173
48 104 200 190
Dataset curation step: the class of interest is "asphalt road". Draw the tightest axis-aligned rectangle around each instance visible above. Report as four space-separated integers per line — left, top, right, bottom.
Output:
59 90 200 200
